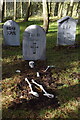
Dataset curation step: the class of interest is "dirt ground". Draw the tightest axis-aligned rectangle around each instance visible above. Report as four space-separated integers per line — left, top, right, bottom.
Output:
7 61 59 111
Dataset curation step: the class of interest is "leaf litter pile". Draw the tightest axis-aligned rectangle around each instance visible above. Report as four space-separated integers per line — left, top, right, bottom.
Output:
3 61 60 111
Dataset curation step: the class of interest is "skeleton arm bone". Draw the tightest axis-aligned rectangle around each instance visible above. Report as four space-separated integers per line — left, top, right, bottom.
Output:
44 65 55 72
44 66 50 72
31 79 54 98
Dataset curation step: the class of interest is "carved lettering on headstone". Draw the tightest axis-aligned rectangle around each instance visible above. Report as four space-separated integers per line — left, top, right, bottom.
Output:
3 20 20 46
57 16 77 45
6 26 16 35
23 25 46 60
31 42 38 54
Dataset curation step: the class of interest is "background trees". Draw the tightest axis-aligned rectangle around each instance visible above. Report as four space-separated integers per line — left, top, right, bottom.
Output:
1 1 79 20
0 1 79 32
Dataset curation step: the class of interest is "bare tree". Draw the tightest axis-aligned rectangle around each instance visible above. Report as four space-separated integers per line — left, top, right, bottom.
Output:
14 0 16 20
4 0 7 18
69 0 74 16
54 3 59 16
77 1 80 24
66 0 74 17
58 2 64 18
24 0 31 21
0 0 3 22
43 0 49 33
20 0 23 18
49 2 52 16
75 3 79 18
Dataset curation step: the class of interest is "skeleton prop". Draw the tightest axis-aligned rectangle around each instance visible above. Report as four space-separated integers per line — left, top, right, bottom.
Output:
25 78 39 97
44 65 55 72
29 61 34 68
25 78 54 98
31 79 54 98
37 72 40 77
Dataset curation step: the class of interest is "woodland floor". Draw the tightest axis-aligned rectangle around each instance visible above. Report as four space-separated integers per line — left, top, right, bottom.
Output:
1 17 80 119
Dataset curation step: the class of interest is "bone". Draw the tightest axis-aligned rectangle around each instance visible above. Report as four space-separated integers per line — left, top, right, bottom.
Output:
25 78 39 97
44 66 50 72
29 61 34 68
44 65 55 72
16 70 21 73
37 72 40 77
31 79 54 98
43 93 54 98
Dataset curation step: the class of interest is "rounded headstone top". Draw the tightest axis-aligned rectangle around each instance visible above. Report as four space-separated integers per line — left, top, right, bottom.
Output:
3 20 20 46
3 20 19 27
57 16 77 24
23 25 46 60
23 25 46 42
24 25 46 33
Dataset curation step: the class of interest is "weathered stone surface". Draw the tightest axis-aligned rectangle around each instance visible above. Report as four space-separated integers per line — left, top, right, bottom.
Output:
23 25 46 60
57 16 77 45
3 20 20 46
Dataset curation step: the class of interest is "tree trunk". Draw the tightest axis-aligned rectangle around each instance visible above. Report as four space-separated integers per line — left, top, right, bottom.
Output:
49 2 52 16
58 2 64 18
66 1 74 17
70 3 74 17
52 3 56 17
75 3 79 18
58 3 61 18
20 0 23 18
0 0 3 22
14 0 16 20
77 2 80 24
69 1 74 17
66 3 70 16
24 0 31 21
2 2 5 22
4 0 6 18
54 3 59 16
43 0 49 33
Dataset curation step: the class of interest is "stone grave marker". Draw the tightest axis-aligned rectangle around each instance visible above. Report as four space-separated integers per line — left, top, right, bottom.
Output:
3 20 20 46
23 25 46 60
57 16 77 45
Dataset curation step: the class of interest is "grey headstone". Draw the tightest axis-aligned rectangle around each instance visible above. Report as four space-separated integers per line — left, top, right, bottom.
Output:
57 16 77 45
3 20 20 46
23 25 46 60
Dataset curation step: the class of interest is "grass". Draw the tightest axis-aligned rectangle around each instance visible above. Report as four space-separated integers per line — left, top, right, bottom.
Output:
1 16 80 119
